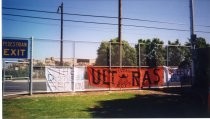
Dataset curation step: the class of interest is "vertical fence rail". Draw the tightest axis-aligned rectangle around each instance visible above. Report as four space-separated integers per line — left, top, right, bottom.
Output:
138 43 141 67
29 37 33 95
166 45 169 66
72 41 75 92
2 61 5 96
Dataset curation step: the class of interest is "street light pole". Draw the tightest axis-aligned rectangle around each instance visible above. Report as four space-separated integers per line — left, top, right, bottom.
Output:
57 2 63 66
189 0 196 83
118 0 122 67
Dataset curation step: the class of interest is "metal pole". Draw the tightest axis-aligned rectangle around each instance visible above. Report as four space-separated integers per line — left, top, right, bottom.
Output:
58 2 64 66
166 45 169 87
189 0 196 84
190 0 194 36
109 42 112 90
118 0 122 67
3 60 5 96
29 37 33 95
72 41 75 92
167 45 169 66
138 43 141 67
138 43 141 89
73 41 75 67
109 42 112 68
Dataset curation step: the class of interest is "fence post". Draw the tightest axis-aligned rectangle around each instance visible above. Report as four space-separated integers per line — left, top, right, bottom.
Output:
109 41 112 68
73 41 76 67
139 43 141 67
109 41 112 90
138 43 142 89
166 45 169 87
167 45 169 66
73 41 76 92
2 60 5 96
29 37 33 95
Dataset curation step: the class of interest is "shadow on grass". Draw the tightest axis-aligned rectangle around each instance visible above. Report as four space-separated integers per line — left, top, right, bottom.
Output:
87 88 209 118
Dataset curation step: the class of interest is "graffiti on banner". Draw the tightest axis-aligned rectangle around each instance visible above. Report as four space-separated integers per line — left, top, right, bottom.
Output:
74 67 85 91
45 67 72 92
164 66 191 83
87 67 164 88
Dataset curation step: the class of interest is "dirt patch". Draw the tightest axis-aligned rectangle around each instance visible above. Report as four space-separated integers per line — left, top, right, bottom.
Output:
4 87 183 99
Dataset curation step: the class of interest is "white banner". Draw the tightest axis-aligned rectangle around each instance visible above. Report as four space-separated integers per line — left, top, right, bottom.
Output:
45 66 86 92
74 67 85 91
45 67 73 92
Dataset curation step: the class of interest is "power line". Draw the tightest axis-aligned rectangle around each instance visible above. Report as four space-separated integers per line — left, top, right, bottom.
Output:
195 30 210 34
3 13 60 21
3 7 57 14
3 17 117 32
3 7 185 25
1 17 190 36
3 13 210 34
196 24 210 28
3 13 118 26
5 17 210 38
123 24 188 32
3 6 210 28
3 17 59 26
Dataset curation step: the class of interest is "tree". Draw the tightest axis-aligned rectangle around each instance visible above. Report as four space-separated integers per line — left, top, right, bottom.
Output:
5 63 29 78
168 39 190 66
185 37 208 48
135 39 149 66
95 38 137 66
179 37 208 68
136 38 165 67
195 37 208 48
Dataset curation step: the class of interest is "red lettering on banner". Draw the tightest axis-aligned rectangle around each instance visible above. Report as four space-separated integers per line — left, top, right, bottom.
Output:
87 67 164 88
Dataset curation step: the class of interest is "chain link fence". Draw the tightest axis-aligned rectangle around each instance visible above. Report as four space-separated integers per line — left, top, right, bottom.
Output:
2 38 192 95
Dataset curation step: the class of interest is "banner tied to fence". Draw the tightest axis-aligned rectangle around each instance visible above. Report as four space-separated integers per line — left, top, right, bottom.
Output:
163 66 191 84
87 66 164 88
74 67 86 91
45 67 85 92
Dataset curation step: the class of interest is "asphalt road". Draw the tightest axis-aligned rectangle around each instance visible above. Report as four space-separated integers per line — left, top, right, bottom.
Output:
3 79 46 95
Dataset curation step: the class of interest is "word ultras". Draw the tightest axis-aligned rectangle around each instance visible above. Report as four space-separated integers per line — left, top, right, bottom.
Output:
87 67 164 88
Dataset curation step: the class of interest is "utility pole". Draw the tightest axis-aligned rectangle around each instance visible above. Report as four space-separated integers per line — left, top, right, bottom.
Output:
57 2 63 66
118 0 122 67
189 0 196 83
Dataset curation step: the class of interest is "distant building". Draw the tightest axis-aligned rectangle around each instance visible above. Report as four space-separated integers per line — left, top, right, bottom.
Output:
77 59 95 66
43 57 95 66
45 57 56 66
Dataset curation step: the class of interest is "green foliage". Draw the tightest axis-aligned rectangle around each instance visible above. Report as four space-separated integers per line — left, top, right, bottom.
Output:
180 37 209 68
5 64 29 78
95 41 110 66
95 36 208 67
185 37 209 48
136 38 165 67
95 38 137 66
168 39 190 66
195 37 208 48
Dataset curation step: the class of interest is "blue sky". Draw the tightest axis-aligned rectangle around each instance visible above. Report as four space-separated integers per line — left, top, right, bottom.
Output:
2 0 210 60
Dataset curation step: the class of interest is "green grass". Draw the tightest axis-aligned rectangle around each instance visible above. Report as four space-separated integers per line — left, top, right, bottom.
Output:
3 89 208 118
3 92 136 119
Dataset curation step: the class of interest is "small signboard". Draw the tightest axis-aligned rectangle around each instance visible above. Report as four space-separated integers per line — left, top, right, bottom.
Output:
2 39 28 58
